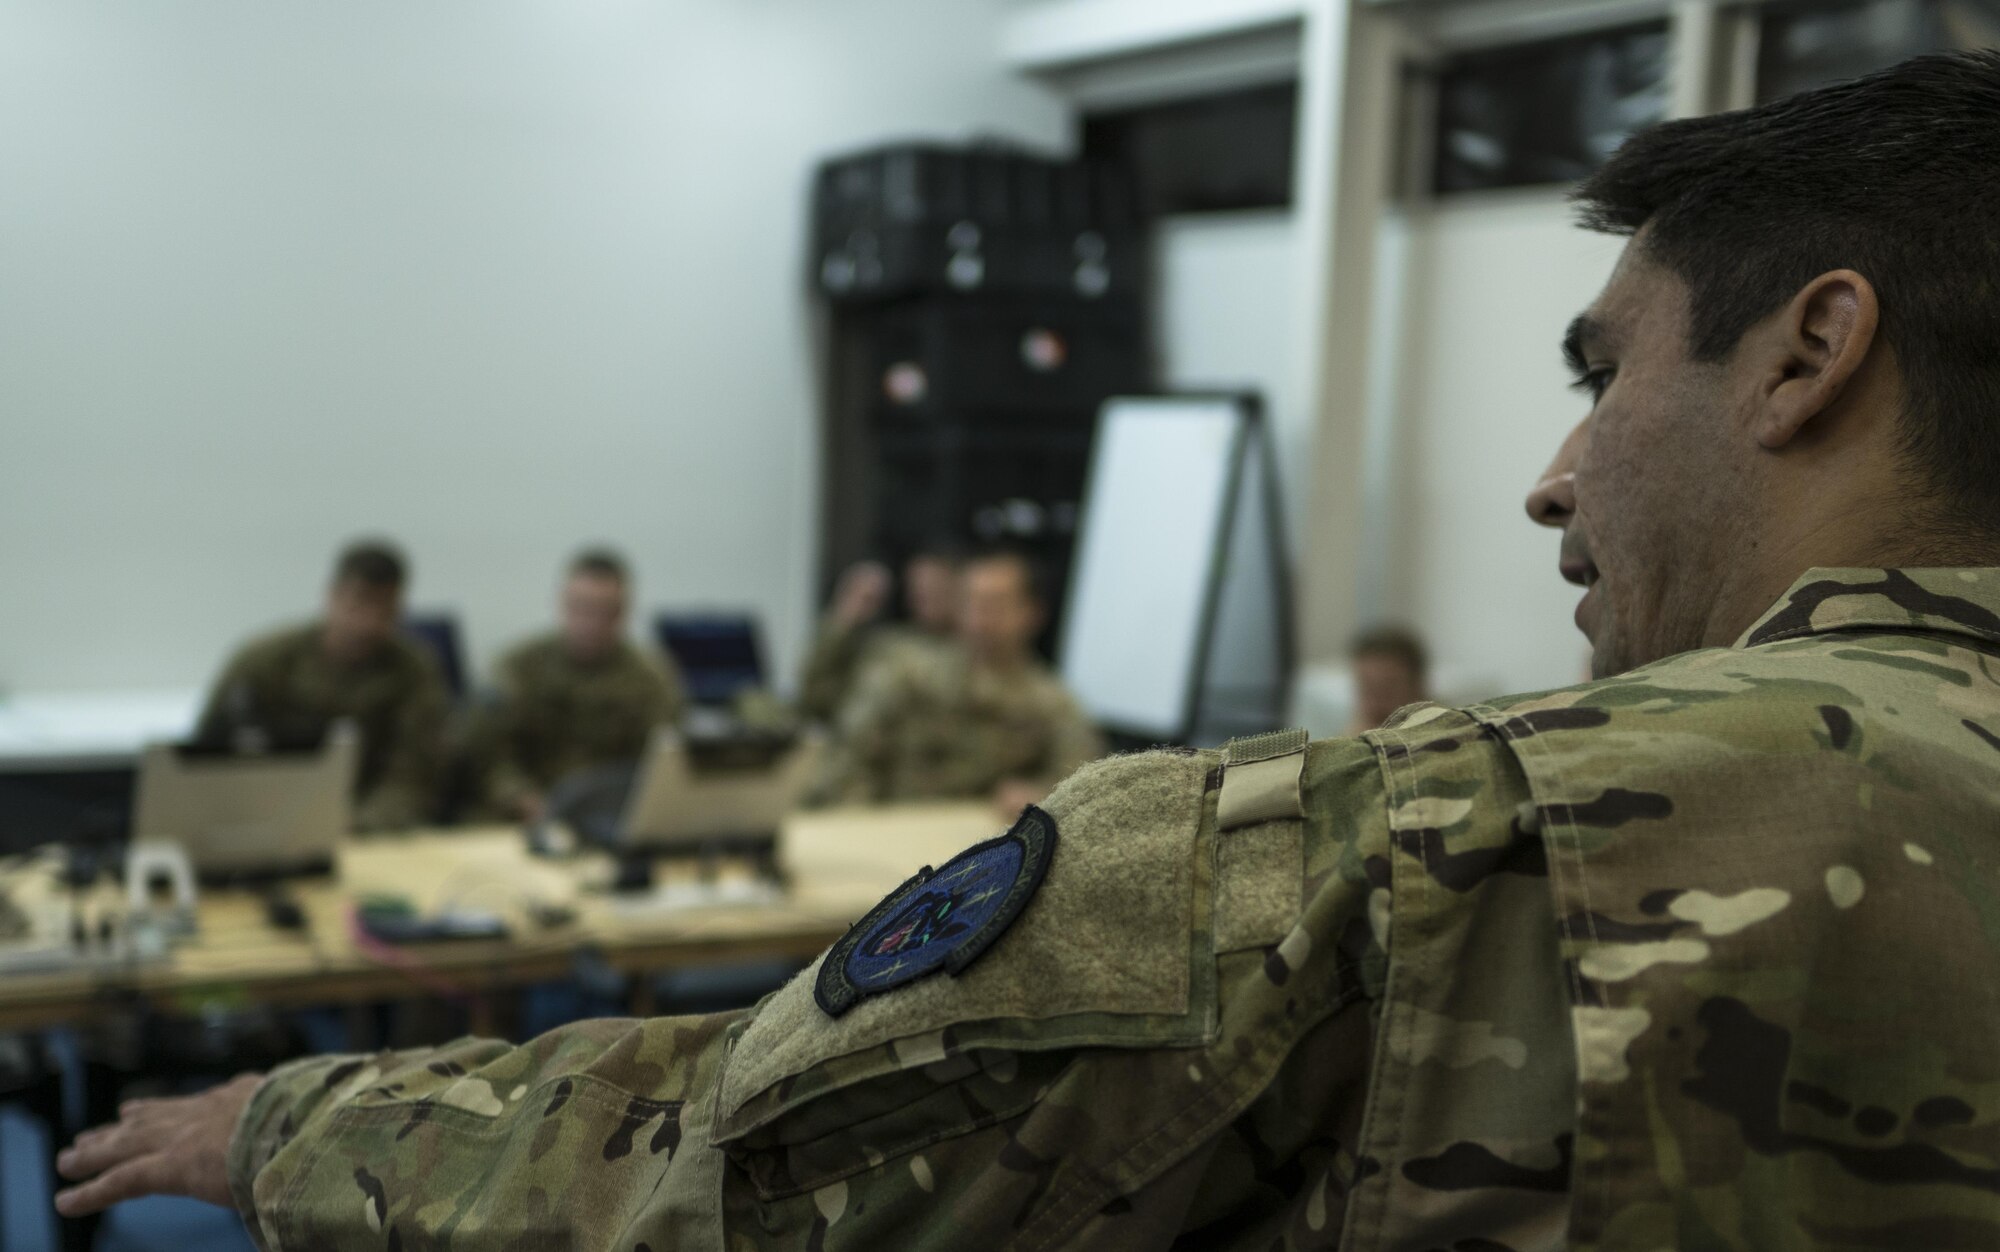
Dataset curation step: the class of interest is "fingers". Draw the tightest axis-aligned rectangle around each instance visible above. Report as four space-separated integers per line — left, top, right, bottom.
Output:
57 1121 147 1181
116 1097 178 1128
54 1155 173 1218
56 1078 265 1217
67 1085 208 1171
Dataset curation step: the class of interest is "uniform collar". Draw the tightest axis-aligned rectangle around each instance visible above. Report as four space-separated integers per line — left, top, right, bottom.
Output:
1736 567 2000 650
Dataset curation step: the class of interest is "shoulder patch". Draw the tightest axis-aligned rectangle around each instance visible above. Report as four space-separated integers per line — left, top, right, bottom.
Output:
814 806 1058 1018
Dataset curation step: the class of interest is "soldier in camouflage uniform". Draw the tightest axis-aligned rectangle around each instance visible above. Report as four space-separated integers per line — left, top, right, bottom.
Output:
476 549 686 822
796 547 962 725
56 52 2000 1250
813 549 1104 814
193 540 446 832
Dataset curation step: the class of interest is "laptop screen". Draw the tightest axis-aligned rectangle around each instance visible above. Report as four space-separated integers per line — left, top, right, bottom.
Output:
655 615 765 705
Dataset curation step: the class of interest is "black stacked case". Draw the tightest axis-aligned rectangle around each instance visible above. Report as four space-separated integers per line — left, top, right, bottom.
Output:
812 142 1153 640
812 144 1144 305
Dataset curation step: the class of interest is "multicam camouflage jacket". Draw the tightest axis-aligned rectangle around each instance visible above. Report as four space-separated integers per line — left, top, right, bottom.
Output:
475 634 686 816
195 622 448 832
226 568 2000 1249
795 618 952 725
814 644 1106 805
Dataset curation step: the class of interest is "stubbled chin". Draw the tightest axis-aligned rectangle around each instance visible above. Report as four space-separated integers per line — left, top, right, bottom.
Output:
1588 643 1620 681
1579 590 1624 680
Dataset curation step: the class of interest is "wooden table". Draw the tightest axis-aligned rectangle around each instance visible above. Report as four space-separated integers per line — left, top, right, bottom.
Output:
0 803 1004 1033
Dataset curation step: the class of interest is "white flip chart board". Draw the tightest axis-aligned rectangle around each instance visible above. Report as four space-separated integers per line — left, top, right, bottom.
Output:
1060 394 1287 741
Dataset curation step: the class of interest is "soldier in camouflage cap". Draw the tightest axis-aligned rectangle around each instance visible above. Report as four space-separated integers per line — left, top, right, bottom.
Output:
192 540 446 831
58 51 2000 1250
475 548 686 823
813 548 1104 815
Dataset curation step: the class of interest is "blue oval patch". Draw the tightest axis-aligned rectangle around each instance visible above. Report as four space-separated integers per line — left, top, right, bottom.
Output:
815 806 1058 1017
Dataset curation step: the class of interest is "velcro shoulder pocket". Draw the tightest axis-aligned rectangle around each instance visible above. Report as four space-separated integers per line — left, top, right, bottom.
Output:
711 749 1222 1172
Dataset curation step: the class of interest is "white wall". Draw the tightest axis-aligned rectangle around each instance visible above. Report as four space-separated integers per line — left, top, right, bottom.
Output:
1370 190 1627 698
1154 209 1310 542
0 0 1068 696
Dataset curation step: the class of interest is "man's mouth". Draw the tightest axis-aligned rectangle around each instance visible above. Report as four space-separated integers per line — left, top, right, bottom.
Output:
1559 542 1601 636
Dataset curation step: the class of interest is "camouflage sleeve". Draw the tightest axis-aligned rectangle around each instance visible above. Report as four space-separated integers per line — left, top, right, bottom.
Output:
225 735 1503 1249
226 1042 509 1248
227 1014 741 1250
797 619 867 724
354 658 448 831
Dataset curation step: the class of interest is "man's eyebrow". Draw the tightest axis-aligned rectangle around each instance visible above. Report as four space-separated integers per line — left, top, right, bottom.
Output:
1561 313 1601 376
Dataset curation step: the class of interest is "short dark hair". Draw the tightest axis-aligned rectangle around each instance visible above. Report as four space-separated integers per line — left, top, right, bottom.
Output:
1574 49 2000 533
1350 624 1427 678
966 546 1051 607
333 540 407 591
905 536 966 569
569 547 630 584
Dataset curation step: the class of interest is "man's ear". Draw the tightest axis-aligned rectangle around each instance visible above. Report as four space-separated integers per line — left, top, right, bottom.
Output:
1754 269 1881 450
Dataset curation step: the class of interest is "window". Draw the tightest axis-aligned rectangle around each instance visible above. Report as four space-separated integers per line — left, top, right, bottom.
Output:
1081 83 1299 215
1426 23 1669 195
1756 0 2000 103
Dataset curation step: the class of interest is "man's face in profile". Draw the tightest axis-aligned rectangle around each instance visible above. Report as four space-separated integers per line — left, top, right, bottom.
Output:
323 578 401 664
561 572 626 663
1530 237 1751 678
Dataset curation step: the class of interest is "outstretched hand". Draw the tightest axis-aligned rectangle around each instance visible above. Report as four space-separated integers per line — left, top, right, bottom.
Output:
830 561 892 630
55 1072 264 1218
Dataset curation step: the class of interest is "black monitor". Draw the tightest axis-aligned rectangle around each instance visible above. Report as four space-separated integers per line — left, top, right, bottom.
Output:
404 612 469 700
0 769 133 854
654 613 767 707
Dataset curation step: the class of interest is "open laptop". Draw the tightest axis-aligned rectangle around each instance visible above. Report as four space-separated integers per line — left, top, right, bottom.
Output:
619 726 821 852
653 613 767 707
133 725 356 879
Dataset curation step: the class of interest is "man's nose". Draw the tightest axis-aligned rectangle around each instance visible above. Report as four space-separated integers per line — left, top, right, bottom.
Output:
1526 472 1575 528
1525 420 1586 528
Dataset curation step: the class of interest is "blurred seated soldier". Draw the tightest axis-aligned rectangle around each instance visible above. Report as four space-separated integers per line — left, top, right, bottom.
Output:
56 54 2000 1250
477 549 685 823
817 548 1102 814
796 544 961 724
194 540 445 832
1346 624 1432 732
